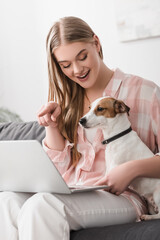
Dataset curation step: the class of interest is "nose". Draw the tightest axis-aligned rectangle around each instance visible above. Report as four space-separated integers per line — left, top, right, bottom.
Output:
79 117 87 126
73 62 83 75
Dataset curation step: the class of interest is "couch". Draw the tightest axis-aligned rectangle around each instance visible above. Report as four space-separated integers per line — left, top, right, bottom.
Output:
0 121 160 240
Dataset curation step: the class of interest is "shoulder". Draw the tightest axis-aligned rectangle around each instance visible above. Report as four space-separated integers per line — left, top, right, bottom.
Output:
116 68 159 100
120 69 156 88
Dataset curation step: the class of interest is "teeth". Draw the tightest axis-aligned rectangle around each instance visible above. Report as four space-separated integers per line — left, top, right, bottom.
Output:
79 71 88 78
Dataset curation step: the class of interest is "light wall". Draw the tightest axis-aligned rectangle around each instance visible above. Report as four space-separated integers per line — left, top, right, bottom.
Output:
0 0 160 121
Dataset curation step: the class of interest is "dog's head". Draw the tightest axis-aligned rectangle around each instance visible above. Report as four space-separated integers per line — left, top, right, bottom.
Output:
79 96 130 129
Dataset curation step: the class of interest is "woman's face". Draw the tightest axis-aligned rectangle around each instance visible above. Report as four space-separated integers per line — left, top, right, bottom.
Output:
53 38 102 89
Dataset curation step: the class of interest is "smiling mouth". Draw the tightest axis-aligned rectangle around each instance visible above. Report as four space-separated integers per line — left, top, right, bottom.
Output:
77 70 90 80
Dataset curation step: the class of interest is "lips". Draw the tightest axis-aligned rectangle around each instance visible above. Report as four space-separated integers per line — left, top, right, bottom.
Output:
77 70 90 81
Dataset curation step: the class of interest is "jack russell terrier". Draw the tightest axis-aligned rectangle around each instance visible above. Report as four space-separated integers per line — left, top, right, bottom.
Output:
79 96 160 220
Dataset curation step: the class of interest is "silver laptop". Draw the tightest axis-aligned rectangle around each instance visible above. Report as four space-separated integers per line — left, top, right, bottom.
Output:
0 140 108 194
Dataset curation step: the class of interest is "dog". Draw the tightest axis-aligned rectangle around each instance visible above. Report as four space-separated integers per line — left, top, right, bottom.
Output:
79 96 160 220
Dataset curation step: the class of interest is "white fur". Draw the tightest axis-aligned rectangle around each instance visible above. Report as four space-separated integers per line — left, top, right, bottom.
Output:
81 96 160 220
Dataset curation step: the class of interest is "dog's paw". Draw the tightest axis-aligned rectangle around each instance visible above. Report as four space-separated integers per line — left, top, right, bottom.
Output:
140 214 150 221
141 214 160 221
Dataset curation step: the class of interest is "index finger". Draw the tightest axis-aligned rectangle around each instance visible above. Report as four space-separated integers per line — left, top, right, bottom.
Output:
37 102 58 117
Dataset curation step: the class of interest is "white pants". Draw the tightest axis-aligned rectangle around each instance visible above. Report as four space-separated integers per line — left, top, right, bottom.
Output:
0 191 138 240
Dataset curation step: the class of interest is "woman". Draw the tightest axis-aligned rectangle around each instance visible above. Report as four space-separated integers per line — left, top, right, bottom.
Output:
1 16 160 240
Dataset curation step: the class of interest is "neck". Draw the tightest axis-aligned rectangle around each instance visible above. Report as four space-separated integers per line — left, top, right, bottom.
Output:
102 114 131 140
85 64 114 100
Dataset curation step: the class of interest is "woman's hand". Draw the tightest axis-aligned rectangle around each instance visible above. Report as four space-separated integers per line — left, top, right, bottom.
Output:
106 156 160 196
106 162 136 196
37 101 61 128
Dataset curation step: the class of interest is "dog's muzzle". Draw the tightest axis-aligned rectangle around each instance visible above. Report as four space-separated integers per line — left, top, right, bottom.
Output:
79 117 87 127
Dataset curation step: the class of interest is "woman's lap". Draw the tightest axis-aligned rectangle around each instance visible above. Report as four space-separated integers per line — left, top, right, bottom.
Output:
0 190 142 239
55 190 138 228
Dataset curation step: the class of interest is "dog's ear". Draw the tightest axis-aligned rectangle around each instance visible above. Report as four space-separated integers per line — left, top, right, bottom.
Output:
114 100 130 116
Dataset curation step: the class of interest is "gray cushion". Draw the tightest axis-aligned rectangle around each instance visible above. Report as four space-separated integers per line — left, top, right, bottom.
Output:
0 121 45 143
70 219 160 240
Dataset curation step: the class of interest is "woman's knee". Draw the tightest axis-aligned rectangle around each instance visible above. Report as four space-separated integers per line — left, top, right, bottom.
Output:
0 191 31 232
17 192 68 231
18 192 65 218
0 191 30 209
18 193 70 240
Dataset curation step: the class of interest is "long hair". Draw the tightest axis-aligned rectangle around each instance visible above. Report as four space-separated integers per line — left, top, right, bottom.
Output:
46 16 103 166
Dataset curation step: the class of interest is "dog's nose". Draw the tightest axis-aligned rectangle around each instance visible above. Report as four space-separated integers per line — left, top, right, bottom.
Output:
79 117 87 126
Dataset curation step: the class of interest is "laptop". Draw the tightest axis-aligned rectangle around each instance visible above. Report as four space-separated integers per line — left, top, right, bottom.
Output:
0 140 108 194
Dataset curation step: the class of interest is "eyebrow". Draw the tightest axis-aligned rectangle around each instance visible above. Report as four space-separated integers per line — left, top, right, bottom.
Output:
58 49 87 63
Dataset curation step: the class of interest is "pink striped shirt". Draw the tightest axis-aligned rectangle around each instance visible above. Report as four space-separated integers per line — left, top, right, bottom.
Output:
43 68 160 187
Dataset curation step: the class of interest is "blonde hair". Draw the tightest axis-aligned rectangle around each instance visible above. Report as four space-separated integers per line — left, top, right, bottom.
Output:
46 16 103 166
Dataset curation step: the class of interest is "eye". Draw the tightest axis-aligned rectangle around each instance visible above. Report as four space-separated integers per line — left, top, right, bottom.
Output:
97 107 104 111
79 54 87 61
62 64 71 69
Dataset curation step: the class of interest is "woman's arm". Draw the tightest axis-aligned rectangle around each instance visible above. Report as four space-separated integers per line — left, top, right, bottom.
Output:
106 155 160 195
132 155 160 179
45 126 65 151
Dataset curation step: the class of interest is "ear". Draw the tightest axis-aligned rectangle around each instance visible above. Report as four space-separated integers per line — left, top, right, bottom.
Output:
93 35 101 53
114 100 130 116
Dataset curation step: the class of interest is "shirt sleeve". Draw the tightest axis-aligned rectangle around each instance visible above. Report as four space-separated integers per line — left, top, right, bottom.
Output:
150 85 160 156
42 138 74 175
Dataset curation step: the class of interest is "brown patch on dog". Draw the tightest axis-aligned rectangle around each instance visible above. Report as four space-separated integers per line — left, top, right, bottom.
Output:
94 98 116 118
114 100 130 115
94 98 130 118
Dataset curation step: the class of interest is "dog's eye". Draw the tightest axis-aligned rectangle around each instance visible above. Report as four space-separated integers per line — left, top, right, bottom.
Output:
97 107 104 111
